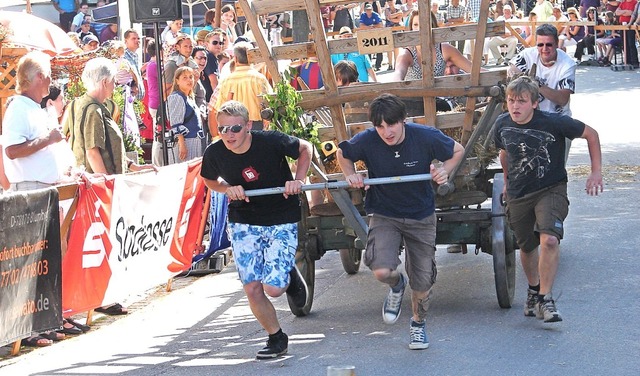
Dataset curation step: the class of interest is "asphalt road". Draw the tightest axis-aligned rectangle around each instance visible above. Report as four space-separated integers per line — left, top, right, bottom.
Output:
0 66 638 376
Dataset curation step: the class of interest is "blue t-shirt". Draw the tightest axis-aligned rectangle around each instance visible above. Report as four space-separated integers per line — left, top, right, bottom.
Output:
54 0 77 12
493 110 585 199
339 123 455 220
331 52 373 82
359 12 383 27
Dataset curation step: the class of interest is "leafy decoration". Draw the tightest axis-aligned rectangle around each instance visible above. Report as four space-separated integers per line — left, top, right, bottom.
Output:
262 68 320 149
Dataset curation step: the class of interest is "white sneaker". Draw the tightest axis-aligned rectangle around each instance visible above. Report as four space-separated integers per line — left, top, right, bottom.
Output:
382 273 406 324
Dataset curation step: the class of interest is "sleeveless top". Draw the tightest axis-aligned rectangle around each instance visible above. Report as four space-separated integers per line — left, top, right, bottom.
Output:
405 43 446 80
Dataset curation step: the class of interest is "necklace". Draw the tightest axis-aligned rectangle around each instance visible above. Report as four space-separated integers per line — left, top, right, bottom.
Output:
392 123 406 158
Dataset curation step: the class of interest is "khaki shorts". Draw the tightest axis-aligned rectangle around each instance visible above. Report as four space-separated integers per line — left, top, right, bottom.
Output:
364 213 437 292
505 182 569 253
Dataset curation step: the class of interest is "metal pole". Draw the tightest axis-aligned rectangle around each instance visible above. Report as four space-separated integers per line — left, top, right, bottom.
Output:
244 174 432 197
154 22 169 166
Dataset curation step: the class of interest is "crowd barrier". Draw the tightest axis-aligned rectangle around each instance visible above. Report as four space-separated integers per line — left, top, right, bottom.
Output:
0 159 208 354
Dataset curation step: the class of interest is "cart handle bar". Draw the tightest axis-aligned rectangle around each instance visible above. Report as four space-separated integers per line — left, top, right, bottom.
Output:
243 174 432 197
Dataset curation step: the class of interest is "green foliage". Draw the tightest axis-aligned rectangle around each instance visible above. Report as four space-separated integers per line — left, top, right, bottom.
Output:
65 80 86 102
262 68 320 148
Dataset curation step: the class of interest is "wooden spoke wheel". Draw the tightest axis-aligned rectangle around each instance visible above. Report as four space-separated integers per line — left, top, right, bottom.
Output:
491 173 517 308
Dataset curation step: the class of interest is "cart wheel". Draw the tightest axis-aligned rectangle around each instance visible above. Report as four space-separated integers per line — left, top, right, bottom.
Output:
492 173 516 309
339 248 362 274
287 252 315 316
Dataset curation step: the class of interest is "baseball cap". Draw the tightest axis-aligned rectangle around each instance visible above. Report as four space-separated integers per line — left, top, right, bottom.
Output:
339 26 353 35
503 5 512 11
82 34 99 45
81 19 91 25
364 4 373 10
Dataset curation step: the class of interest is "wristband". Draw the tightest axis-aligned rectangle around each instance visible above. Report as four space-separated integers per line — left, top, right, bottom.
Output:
127 160 134 169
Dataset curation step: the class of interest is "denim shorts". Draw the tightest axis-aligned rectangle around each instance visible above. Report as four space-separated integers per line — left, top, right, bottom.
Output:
228 222 298 288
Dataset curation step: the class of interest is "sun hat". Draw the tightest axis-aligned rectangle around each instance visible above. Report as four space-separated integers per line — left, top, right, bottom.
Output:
339 26 353 35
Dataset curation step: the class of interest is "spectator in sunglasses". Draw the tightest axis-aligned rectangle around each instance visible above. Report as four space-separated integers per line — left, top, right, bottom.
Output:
203 30 225 102
508 23 577 161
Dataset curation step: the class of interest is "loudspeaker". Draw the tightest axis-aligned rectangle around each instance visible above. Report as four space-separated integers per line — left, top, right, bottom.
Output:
129 0 182 23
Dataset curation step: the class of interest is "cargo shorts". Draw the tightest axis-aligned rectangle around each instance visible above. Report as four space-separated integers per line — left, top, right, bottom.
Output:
364 213 437 292
505 182 569 253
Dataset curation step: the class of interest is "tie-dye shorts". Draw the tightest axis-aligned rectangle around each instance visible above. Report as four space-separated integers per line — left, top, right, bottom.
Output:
228 222 298 288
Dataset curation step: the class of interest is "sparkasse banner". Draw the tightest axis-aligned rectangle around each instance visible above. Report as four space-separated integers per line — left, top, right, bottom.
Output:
62 160 206 315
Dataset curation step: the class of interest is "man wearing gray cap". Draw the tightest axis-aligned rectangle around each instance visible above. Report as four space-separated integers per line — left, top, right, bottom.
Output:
82 34 99 52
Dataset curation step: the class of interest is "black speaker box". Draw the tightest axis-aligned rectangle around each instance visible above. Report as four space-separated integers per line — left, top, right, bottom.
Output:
129 0 182 23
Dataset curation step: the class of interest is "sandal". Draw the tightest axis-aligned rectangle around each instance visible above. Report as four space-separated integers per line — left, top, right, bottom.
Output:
57 320 83 335
21 335 53 347
40 331 65 341
66 318 90 333
95 303 128 315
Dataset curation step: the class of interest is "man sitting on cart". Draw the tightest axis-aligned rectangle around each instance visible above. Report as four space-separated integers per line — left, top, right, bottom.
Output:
200 100 313 359
337 93 464 350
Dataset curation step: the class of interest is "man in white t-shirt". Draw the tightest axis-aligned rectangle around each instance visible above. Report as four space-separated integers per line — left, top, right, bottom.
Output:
548 5 569 34
2 51 66 191
508 23 577 159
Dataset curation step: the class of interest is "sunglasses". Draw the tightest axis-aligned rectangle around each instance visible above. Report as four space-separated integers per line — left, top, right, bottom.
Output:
210 40 224 45
218 124 244 134
536 43 554 48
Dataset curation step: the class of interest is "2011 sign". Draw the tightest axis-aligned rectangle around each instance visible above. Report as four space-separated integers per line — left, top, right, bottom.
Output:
356 28 394 55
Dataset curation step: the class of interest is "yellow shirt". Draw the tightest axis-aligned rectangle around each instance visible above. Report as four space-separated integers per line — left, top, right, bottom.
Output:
214 65 273 121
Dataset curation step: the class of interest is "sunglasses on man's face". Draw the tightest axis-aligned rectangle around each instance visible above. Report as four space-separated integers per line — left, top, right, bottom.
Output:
210 40 224 45
537 43 554 48
218 124 244 134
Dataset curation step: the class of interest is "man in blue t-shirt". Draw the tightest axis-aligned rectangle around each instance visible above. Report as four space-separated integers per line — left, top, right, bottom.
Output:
493 76 602 324
52 0 79 32
331 26 377 82
338 94 463 350
360 3 385 70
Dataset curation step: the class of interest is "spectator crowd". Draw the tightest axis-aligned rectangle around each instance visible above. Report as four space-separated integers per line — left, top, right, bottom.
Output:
0 0 635 351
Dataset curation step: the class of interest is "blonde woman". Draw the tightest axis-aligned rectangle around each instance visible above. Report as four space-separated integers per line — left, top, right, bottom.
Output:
167 66 204 163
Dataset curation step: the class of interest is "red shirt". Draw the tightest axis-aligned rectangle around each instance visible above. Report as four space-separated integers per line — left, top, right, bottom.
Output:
618 0 637 23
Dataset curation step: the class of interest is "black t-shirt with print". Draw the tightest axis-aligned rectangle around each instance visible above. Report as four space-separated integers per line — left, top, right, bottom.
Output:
493 110 586 199
201 131 301 226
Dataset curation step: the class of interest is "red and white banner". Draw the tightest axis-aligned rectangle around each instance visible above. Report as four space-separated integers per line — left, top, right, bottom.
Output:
62 160 206 315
